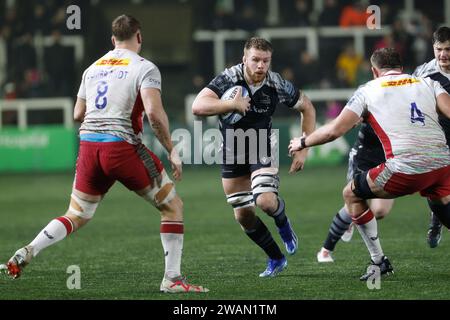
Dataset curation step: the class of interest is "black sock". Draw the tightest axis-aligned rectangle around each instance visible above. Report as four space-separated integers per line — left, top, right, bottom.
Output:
245 217 284 260
427 199 450 229
272 197 288 228
323 207 353 251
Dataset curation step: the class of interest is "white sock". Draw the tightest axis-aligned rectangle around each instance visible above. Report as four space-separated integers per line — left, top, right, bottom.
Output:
160 221 184 280
353 209 384 264
29 216 74 257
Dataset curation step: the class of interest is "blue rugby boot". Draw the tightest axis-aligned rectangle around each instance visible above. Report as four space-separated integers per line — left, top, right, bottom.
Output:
259 256 288 277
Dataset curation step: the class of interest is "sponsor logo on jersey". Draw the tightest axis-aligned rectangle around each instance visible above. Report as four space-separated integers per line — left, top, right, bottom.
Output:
95 58 130 66
381 78 420 87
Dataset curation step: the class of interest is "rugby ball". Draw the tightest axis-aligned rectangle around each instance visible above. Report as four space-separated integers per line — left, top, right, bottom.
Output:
220 85 249 125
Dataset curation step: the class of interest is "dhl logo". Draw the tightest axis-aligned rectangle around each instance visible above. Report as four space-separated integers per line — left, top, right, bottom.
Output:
96 58 130 66
381 78 420 87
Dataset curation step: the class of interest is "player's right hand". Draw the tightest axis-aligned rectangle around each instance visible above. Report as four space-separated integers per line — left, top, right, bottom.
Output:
233 87 251 115
169 148 182 181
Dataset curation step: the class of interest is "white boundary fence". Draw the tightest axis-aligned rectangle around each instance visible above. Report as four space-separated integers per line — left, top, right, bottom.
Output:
0 98 74 129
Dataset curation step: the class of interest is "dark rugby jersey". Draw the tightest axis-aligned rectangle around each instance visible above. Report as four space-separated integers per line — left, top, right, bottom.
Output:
207 63 300 131
353 123 385 169
414 59 450 145
207 63 300 163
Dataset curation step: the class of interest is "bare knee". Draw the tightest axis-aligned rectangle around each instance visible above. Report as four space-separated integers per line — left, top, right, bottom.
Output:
255 192 278 214
159 195 183 221
64 211 90 231
371 206 390 219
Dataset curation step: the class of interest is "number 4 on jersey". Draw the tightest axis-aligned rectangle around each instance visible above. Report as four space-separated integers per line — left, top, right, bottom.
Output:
410 102 425 126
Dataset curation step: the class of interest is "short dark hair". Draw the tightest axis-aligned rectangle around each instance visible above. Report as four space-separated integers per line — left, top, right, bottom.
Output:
112 14 141 41
370 47 402 69
432 26 450 44
244 37 273 53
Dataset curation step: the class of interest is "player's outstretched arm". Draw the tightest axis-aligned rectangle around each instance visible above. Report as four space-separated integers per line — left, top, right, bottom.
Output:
192 87 250 116
141 87 182 181
289 108 360 155
73 97 86 122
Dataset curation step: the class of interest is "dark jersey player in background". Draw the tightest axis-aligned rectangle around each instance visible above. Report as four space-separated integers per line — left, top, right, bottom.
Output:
414 26 450 247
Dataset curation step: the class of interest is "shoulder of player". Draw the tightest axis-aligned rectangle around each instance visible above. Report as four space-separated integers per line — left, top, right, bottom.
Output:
133 55 159 71
354 82 371 94
413 59 438 77
265 69 293 90
221 64 244 82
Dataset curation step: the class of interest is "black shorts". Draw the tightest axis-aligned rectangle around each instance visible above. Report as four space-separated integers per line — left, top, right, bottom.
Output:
221 160 273 178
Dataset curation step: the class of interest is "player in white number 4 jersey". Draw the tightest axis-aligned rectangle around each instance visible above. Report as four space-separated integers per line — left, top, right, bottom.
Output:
289 48 450 280
1 15 207 293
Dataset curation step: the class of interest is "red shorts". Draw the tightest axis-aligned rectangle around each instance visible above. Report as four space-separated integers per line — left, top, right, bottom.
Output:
74 141 164 195
369 164 450 200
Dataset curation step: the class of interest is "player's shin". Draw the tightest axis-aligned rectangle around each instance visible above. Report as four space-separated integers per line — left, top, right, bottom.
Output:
29 216 75 257
244 216 284 260
160 221 184 279
271 197 288 228
323 207 353 251
353 209 384 264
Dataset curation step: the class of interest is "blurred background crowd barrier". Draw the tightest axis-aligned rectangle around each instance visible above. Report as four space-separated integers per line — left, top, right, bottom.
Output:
0 0 445 172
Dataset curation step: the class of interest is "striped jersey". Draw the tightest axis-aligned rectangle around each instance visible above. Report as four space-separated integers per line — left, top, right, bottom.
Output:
413 58 450 144
77 48 161 144
207 63 300 131
345 71 450 175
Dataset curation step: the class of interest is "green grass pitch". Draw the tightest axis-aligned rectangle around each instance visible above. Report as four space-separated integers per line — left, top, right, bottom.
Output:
1 165 449 300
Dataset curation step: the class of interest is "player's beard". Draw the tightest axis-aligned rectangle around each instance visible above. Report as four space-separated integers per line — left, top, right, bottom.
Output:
244 65 266 85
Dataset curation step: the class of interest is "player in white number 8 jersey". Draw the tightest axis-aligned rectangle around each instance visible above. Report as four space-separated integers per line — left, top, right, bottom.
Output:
289 48 450 280
1 14 207 293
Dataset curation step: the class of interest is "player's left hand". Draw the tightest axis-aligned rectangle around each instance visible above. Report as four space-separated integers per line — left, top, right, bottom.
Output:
289 149 307 174
169 148 182 181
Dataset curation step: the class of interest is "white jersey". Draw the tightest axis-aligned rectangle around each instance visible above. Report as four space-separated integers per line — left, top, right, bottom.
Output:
345 71 450 175
77 48 161 144
413 58 450 79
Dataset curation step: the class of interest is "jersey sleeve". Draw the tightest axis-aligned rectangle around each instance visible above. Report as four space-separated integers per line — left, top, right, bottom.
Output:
412 63 426 77
431 78 448 97
278 78 300 108
76 69 88 100
140 63 162 91
344 86 367 117
206 72 234 98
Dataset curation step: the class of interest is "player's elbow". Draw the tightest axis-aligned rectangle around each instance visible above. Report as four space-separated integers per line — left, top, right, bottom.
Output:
73 111 84 122
147 110 160 124
192 104 203 116
302 101 316 121
192 100 207 116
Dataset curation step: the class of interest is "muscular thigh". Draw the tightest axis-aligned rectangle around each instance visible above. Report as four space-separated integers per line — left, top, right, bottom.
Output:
104 142 165 191
75 141 115 195
222 175 251 195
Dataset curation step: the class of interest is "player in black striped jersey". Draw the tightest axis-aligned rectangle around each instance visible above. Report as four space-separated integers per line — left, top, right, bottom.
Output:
192 37 316 277
413 26 450 248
